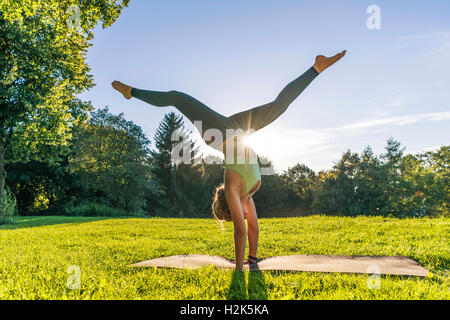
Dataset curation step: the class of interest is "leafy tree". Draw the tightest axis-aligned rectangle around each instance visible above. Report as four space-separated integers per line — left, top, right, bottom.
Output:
6 159 75 215
173 163 210 217
353 146 386 215
379 138 412 216
69 107 157 213
253 174 294 217
312 150 360 216
402 146 449 217
424 146 449 216
0 0 129 221
281 163 317 209
312 171 336 215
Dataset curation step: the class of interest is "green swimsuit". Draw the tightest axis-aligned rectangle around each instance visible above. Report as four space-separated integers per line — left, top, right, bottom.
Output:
131 66 319 195
224 155 261 196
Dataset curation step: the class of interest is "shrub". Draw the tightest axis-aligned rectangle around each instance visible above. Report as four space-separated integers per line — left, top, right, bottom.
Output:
1 187 18 224
65 202 144 217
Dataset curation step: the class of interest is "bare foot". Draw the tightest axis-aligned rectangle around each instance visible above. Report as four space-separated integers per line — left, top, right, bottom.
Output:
111 80 133 99
313 50 347 73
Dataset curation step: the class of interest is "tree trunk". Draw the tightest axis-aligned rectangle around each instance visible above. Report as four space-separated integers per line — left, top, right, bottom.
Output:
0 146 6 223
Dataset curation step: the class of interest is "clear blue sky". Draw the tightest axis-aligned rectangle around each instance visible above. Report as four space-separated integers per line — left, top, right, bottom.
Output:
78 0 450 172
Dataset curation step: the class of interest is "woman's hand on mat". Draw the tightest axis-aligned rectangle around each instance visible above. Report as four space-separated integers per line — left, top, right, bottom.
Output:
231 259 255 266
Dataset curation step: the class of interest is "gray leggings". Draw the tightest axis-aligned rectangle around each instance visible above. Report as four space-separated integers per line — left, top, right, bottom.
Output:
131 66 319 137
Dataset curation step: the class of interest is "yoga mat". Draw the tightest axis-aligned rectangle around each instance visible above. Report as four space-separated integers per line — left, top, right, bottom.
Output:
130 254 429 277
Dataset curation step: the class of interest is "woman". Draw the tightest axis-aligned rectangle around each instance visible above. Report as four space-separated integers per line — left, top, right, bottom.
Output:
112 50 346 271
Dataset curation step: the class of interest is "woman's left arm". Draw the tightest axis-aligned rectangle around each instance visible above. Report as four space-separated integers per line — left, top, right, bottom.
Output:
246 197 259 260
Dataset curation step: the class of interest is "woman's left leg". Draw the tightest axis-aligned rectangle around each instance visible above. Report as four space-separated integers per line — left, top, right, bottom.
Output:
228 66 319 133
228 51 346 133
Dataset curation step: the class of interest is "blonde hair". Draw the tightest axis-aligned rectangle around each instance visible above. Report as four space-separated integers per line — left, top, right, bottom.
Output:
212 183 231 222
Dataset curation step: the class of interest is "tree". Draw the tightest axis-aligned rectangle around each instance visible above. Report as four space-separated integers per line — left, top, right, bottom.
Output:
402 146 449 217
353 146 386 215
281 163 317 209
69 107 157 212
425 146 449 216
0 0 129 221
380 138 411 216
150 112 200 216
312 150 360 216
6 159 75 215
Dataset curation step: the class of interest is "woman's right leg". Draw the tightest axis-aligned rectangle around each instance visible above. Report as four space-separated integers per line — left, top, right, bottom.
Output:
130 88 233 138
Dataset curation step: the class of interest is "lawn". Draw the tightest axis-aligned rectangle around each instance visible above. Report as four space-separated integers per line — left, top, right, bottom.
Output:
0 215 448 299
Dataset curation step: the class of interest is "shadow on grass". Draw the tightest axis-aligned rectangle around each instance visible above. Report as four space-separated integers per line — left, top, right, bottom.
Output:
0 216 111 230
226 264 268 300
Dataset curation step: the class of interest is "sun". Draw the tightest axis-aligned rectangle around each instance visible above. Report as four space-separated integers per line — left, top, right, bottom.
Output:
243 133 265 153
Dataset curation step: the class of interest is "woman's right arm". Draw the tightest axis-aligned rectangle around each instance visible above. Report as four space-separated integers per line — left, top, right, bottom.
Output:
224 184 246 271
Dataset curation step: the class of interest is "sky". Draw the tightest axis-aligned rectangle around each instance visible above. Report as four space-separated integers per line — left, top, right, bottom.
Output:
78 0 450 172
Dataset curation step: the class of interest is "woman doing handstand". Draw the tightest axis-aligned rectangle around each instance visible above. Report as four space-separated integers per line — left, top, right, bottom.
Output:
112 50 346 271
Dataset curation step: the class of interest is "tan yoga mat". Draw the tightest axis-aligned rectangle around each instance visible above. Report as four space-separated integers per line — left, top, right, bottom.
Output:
130 254 429 277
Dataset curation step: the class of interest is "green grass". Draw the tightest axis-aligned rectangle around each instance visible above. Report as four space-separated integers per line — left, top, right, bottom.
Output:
0 215 448 300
